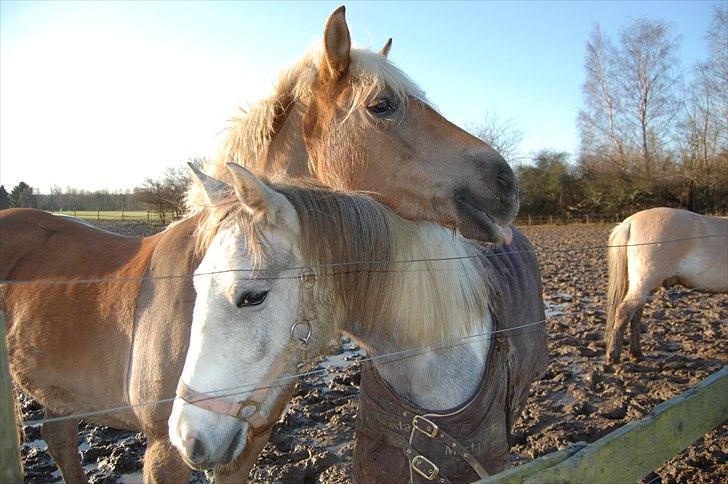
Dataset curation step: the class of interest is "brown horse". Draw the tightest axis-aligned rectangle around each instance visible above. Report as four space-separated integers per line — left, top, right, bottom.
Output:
605 207 727 363
1 6 521 483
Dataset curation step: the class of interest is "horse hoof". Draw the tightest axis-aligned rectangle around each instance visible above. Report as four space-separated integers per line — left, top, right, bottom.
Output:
606 351 620 364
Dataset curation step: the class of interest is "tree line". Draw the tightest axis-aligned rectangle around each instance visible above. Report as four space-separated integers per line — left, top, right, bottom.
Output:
478 7 727 217
0 159 203 222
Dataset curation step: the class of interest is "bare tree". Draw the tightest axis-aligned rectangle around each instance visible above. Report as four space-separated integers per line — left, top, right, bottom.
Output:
135 178 171 222
578 24 628 168
617 18 681 172
134 158 205 221
675 5 728 211
470 112 524 164
701 6 728 128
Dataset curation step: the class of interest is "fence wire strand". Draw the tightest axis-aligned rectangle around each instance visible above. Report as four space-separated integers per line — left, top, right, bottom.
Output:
3 229 725 425
19 282 717 427
1 233 726 287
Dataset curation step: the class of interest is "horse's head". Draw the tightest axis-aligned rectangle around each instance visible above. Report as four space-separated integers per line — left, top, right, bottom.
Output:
168 164 316 469
302 7 517 244
169 162 496 468
204 6 518 244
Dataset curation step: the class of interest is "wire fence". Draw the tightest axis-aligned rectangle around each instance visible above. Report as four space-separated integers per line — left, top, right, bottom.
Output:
51 210 173 222
44 210 724 226
17 283 719 427
516 212 728 226
2 232 726 425
516 213 626 226
1 233 725 287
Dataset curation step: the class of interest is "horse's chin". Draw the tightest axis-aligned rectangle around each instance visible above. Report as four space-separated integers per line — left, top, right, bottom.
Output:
454 193 514 245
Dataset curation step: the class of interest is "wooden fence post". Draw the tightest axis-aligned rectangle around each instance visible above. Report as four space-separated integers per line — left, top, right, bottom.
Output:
0 312 23 483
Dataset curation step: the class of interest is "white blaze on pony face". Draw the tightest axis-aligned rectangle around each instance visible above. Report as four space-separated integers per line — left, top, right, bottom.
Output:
168 164 303 468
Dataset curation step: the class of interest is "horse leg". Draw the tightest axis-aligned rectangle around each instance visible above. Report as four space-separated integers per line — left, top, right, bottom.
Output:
41 411 88 484
628 304 645 359
142 434 192 484
607 296 643 364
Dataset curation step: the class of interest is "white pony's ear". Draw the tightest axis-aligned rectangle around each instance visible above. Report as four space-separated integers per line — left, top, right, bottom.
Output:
322 6 351 80
226 163 290 226
379 38 392 57
188 163 229 205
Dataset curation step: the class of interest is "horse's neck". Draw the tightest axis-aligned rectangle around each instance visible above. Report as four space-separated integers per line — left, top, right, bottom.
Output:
360 317 491 411
261 103 310 177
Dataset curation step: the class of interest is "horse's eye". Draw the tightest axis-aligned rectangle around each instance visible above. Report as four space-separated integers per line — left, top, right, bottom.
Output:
236 291 269 308
367 99 394 115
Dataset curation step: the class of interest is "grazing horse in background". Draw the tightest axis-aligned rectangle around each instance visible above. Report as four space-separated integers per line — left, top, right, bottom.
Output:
1 6 525 483
170 164 547 483
605 207 728 363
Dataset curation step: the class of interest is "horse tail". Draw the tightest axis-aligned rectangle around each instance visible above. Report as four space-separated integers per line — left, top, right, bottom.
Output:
606 219 630 342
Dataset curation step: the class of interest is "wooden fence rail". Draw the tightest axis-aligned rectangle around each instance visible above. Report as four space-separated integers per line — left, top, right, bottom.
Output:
477 366 728 483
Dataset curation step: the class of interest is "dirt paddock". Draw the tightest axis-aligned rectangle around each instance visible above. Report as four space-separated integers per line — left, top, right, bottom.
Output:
17 222 727 483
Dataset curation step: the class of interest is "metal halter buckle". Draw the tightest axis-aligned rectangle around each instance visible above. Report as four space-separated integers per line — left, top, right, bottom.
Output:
411 455 440 480
412 415 439 438
290 320 313 344
300 267 316 287
236 400 259 421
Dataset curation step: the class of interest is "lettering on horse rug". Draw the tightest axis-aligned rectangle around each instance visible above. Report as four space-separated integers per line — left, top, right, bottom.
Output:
605 207 728 363
169 164 547 484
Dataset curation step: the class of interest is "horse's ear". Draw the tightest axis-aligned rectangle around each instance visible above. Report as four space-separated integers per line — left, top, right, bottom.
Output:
379 38 392 57
226 162 283 224
188 163 229 204
322 6 351 80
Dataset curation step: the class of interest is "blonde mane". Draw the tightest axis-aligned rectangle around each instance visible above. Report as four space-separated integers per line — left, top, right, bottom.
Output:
185 43 427 213
194 180 493 348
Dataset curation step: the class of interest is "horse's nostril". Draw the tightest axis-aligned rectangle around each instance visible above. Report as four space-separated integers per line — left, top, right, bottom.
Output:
192 438 206 462
220 428 244 464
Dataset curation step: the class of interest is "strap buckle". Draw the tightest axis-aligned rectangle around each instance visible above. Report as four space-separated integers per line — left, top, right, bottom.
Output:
235 400 260 420
411 455 439 480
412 415 439 438
300 267 316 287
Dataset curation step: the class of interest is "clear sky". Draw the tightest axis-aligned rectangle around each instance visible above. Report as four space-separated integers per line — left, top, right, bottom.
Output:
0 1 720 193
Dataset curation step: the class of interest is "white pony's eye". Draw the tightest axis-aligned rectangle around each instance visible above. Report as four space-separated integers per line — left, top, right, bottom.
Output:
236 291 269 308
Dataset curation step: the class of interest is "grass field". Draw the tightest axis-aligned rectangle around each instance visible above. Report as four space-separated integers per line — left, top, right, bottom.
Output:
51 210 174 221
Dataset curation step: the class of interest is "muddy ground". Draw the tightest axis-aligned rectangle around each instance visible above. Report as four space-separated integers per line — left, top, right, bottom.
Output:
17 221 727 483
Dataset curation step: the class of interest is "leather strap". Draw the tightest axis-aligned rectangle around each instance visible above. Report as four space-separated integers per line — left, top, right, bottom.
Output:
176 336 306 429
404 444 454 484
358 404 489 481
421 423 489 479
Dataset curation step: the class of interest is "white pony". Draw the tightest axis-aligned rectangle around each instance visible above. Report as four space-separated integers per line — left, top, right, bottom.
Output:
605 207 728 363
168 164 547 482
